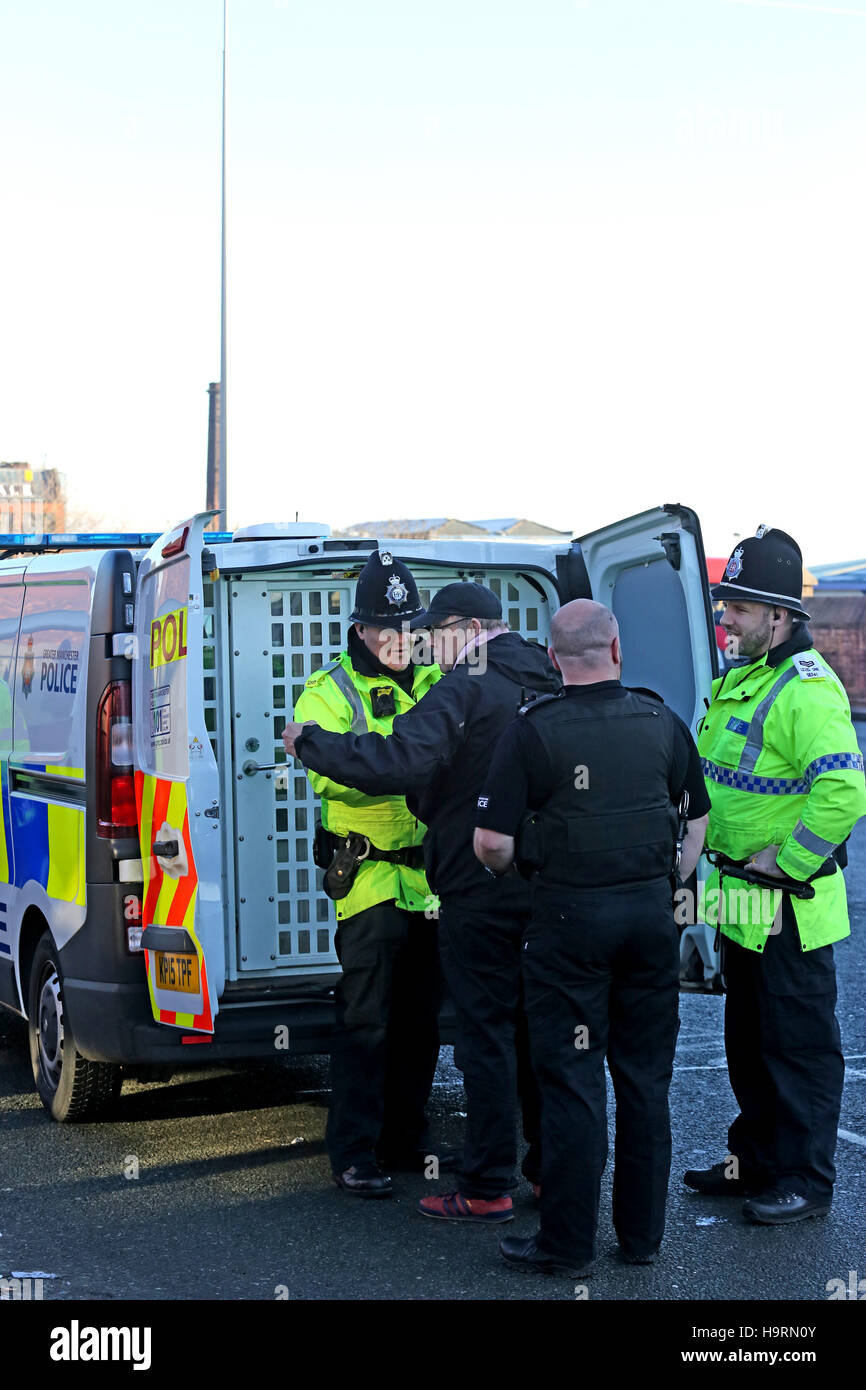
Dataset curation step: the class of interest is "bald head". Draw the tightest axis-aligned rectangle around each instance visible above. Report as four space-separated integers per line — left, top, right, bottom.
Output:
549 599 621 682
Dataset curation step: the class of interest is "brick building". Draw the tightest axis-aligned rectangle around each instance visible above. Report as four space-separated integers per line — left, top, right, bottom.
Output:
809 593 866 713
0 462 67 533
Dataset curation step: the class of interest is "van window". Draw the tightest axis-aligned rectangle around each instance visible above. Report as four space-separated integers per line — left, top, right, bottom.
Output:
135 555 191 782
0 583 24 753
15 578 90 767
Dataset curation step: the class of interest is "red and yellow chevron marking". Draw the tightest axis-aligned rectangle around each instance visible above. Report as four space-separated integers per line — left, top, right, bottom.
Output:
135 770 213 1033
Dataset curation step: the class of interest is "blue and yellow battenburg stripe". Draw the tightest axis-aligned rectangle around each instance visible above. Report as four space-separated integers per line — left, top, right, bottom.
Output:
0 762 85 906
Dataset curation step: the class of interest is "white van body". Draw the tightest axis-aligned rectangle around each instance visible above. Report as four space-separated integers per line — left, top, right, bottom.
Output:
0 503 720 1119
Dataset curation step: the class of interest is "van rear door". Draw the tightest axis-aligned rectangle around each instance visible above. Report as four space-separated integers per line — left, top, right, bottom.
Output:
133 514 224 1032
574 503 718 733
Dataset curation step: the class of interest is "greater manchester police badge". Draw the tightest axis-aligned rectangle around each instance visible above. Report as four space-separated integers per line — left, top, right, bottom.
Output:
385 574 408 606
725 546 744 580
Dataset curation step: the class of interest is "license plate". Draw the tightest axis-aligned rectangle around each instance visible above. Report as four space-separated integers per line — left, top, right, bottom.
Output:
154 950 200 994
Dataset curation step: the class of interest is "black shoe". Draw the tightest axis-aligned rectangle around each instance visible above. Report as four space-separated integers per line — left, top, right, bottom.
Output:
742 1189 831 1225
619 1249 658 1266
683 1160 761 1196
333 1163 393 1198
376 1146 460 1174
499 1234 595 1279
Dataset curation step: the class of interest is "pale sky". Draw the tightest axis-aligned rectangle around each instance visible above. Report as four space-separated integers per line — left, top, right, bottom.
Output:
1 0 864 565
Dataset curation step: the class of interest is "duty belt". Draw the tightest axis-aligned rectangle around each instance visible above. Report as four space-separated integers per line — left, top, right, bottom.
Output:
316 826 425 870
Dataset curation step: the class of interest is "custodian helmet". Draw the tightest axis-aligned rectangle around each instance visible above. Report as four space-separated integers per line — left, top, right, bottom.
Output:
349 550 424 625
711 525 811 620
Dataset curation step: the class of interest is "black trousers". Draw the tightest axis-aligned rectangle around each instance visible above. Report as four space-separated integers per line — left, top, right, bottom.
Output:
438 889 542 1199
326 900 442 1174
522 879 680 1264
724 895 844 1200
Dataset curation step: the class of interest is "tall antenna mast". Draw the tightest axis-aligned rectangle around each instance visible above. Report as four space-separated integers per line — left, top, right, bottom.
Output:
217 0 228 529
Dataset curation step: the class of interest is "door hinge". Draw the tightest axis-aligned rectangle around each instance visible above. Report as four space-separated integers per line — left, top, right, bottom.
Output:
655 532 682 571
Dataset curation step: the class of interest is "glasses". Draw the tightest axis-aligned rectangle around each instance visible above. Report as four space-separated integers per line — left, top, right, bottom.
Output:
429 617 468 633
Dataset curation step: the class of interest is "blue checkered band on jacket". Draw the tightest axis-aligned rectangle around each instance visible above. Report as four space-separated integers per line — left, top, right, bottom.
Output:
702 752 864 796
702 760 807 794
803 752 865 786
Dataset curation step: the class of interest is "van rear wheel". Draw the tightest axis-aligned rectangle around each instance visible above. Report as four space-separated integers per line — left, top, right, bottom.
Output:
27 932 122 1122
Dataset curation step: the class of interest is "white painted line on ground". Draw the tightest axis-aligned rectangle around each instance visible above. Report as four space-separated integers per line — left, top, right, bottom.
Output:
677 1055 866 1074
838 1129 866 1148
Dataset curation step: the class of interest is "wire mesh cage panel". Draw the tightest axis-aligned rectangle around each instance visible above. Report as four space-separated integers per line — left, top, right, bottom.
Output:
227 567 555 974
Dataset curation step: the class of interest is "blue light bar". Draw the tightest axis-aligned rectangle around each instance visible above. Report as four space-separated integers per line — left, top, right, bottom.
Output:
0 532 234 549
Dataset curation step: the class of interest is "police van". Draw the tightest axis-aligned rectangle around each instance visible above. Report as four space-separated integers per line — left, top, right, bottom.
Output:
0 504 719 1120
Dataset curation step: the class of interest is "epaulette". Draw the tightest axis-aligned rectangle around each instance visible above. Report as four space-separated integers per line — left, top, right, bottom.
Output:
628 686 666 704
305 657 343 688
790 652 828 682
519 690 564 716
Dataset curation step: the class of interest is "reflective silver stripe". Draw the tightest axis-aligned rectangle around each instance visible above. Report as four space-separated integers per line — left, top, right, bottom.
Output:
791 820 838 860
738 666 800 772
326 663 368 735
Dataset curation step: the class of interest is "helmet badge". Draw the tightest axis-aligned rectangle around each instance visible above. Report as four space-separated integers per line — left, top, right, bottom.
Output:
385 574 408 607
379 550 394 567
725 546 745 580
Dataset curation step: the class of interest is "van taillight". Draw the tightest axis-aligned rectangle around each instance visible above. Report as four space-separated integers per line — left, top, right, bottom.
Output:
111 775 137 825
161 525 189 559
97 680 136 838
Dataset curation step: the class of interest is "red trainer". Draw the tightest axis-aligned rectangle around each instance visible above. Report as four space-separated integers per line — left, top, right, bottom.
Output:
418 1191 514 1223
532 1184 541 1202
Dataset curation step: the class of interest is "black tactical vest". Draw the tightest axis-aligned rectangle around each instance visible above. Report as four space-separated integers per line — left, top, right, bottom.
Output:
520 688 679 890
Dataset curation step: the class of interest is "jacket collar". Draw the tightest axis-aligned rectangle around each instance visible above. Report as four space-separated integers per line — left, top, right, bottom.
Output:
765 620 814 668
717 620 814 697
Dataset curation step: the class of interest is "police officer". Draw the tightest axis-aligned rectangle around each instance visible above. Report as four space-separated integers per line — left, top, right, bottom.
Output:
684 526 866 1223
475 599 710 1276
292 551 445 1197
285 583 561 1222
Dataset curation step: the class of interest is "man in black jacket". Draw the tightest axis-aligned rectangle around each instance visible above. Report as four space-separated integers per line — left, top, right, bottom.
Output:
283 583 561 1222
476 599 710 1275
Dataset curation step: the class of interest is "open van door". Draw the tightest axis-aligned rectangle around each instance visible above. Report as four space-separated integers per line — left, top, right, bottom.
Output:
573 503 718 735
133 514 224 1033
573 503 720 987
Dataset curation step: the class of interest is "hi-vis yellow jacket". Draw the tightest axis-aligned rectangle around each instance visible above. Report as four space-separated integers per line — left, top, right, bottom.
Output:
697 641 866 952
293 651 441 920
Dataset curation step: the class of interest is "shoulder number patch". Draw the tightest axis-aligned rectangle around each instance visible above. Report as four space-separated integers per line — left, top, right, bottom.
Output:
792 654 826 681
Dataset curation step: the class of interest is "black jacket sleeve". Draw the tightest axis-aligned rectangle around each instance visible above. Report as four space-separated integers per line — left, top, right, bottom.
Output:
296 671 471 797
475 718 552 835
669 712 712 818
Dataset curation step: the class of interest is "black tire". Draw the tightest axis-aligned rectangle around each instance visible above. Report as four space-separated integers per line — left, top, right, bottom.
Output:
27 931 123 1122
